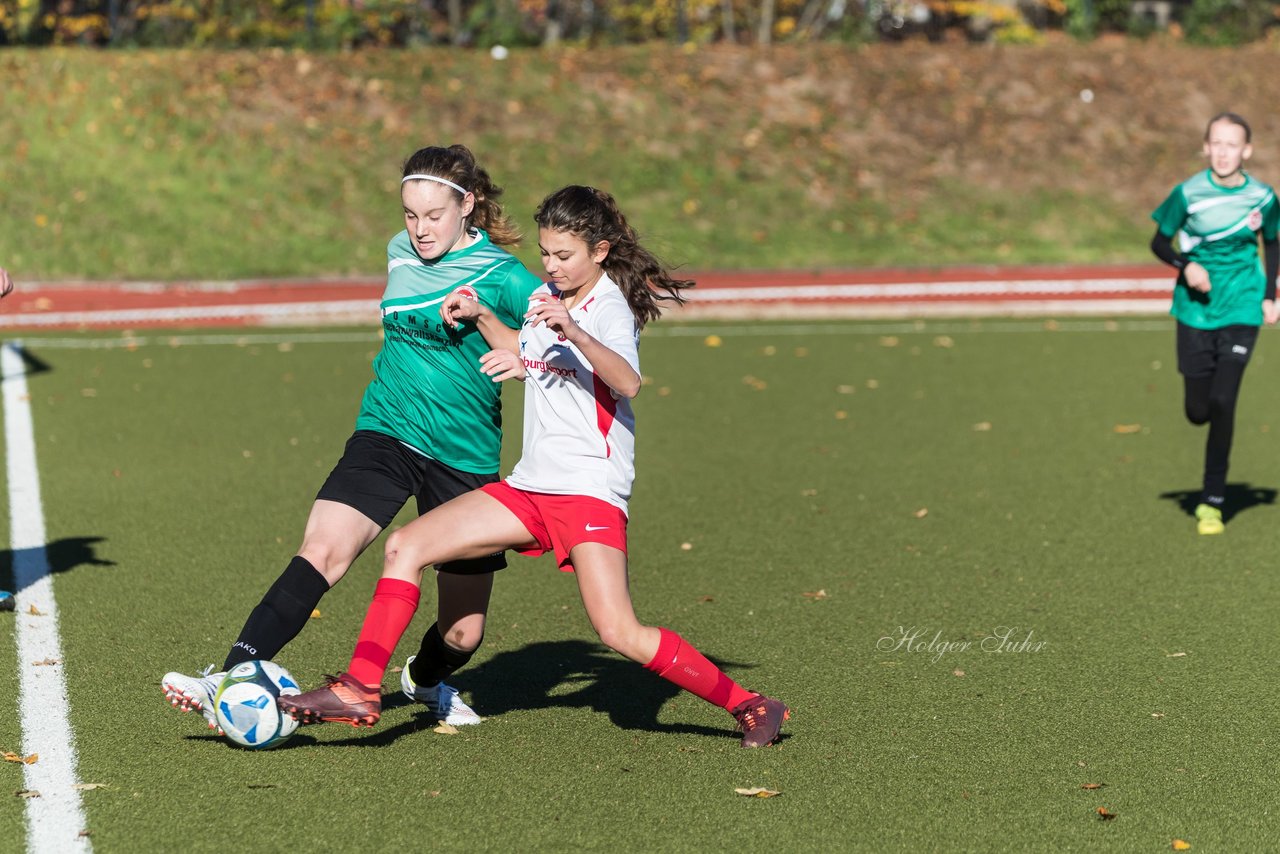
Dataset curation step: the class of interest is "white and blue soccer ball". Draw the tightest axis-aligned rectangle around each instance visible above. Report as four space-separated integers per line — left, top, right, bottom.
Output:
214 660 301 750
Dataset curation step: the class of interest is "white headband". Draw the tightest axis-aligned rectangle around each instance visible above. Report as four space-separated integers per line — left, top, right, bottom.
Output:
401 174 468 196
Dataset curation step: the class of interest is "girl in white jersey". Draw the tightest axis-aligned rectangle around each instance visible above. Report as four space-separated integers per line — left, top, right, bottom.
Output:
284 186 790 748
162 145 541 734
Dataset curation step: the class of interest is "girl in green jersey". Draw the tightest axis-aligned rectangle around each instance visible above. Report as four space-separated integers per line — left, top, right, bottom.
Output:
1150 113 1280 535
162 145 541 732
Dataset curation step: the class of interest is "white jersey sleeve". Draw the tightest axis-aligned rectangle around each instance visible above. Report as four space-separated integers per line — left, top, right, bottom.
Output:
505 275 640 514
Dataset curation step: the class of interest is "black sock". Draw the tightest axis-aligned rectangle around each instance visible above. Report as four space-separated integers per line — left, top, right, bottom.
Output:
1201 358 1248 505
222 557 330 671
409 622 479 687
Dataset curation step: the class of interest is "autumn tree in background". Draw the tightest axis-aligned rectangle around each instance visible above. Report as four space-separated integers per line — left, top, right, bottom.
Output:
0 0 1259 46
0 0 870 46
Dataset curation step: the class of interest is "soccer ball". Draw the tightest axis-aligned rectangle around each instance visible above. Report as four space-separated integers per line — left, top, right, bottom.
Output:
214 660 302 750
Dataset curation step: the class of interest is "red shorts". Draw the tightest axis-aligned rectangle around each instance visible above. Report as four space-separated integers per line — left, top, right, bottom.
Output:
480 482 628 572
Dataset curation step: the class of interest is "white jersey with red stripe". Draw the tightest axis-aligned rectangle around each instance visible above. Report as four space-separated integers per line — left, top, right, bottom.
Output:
505 273 639 514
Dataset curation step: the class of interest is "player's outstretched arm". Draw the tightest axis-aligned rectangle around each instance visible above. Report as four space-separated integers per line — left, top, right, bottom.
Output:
0 268 13 298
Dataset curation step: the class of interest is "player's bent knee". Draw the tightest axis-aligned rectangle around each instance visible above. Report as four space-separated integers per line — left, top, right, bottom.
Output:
384 528 431 574
297 543 356 583
442 624 483 653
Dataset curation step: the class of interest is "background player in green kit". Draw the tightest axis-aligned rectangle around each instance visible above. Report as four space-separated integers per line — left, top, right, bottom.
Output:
1150 112 1280 535
162 145 542 730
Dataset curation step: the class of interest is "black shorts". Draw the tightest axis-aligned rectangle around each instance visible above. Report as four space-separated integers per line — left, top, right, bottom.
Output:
316 430 506 575
1176 322 1259 378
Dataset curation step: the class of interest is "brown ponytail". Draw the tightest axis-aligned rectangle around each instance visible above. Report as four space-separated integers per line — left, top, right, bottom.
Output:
534 185 694 328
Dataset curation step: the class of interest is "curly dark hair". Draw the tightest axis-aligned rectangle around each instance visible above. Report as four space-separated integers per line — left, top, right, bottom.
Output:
534 185 694 328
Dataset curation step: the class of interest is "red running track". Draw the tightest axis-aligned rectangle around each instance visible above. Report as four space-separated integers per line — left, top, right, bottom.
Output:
0 264 1177 330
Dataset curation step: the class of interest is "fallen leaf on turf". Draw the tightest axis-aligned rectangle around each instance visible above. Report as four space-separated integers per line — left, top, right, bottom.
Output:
28 605 44 616
3 753 36 765
1172 840 1191 851
1152 712 1166 718
1112 424 1142 434
680 542 693 551
433 723 459 735
704 335 722 347
914 508 929 518
741 376 767 391
1081 783 1106 790
1096 807 1117 821
310 609 322 619
734 787 781 798
836 384 855 394
801 589 827 600
879 336 899 347
1166 652 1187 657
32 658 60 667
247 784 276 790
71 783 107 791
801 489 818 496
952 669 965 677
866 379 879 389
16 790 40 799
697 595 714 603
972 422 992 432
429 790 441 797
933 335 955 348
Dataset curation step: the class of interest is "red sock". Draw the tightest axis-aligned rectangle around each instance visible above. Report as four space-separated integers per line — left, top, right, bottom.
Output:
347 578 419 688
644 628 755 711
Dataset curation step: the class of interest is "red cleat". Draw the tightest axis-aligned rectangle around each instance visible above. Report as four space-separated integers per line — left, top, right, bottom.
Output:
730 694 789 748
279 673 381 727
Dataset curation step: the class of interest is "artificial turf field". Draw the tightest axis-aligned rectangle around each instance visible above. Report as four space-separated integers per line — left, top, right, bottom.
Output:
3 317 1280 852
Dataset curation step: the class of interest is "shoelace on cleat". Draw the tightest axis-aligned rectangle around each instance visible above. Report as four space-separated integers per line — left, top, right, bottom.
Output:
322 674 377 705
737 705 765 731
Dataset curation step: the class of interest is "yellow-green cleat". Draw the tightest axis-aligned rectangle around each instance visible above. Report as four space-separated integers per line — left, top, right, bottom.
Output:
1194 503 1224 535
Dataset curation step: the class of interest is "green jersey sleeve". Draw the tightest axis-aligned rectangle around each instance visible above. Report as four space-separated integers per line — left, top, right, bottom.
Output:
1152 186 1189 238
1263 193 1280 242
492 262 542 328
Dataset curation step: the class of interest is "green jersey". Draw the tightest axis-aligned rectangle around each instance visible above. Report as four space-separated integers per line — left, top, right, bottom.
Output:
355 229 541 473
1152 169 1279 329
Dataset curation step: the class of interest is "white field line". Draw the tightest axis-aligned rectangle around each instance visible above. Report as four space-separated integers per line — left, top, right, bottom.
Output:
0 278 1177 329
3 342 91 853
647 319 1176 337
0 299 379 328
683 277 1173 302
11 319 1180 350
20 331 383 350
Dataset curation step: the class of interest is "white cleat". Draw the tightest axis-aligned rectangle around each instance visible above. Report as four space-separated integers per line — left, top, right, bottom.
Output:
162 665 227 735
401 655 483 726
